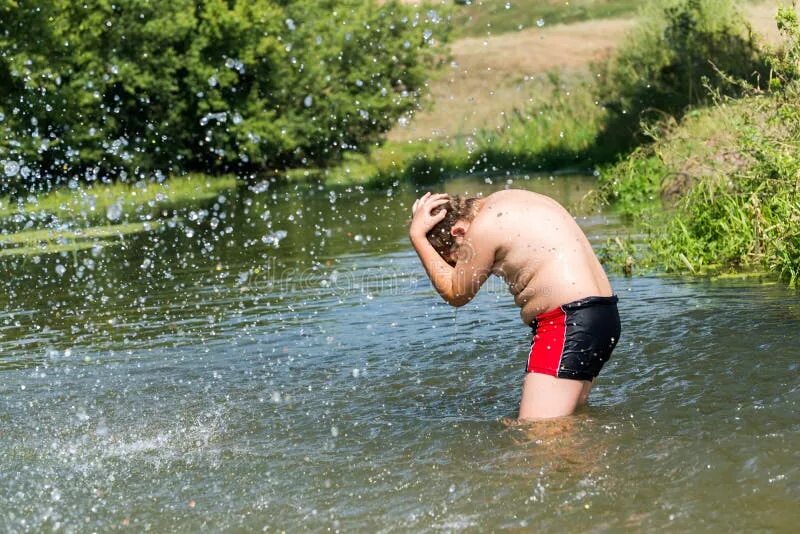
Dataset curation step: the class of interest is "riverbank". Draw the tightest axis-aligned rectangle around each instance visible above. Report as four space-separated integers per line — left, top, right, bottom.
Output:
592 2 800 286
315 0 781 188
0 175 237 257
597 86 800 286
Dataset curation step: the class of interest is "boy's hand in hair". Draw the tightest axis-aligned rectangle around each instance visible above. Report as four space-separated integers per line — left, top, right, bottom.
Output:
409 192 449 241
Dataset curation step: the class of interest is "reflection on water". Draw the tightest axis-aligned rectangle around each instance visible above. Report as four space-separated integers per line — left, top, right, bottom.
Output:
1 174 798 531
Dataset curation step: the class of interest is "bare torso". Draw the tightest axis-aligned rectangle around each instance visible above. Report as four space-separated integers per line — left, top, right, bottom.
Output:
472 189 612 324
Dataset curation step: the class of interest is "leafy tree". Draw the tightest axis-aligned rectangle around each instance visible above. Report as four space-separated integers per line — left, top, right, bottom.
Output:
0 0 449 194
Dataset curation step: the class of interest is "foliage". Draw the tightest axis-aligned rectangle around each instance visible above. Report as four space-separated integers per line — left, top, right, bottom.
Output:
596 0 769 151
597 3 800 286
0 0 449 194
0 221 161 257
651 91 800 285
596 149 666 217
768 2 800 90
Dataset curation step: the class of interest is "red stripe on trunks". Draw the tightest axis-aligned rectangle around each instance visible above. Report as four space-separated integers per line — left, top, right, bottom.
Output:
526 306 567 376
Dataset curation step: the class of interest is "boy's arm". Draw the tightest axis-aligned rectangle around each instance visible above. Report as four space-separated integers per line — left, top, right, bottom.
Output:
410 233 462 304
409 194 493 307
450 221 495 306
409 193 459 304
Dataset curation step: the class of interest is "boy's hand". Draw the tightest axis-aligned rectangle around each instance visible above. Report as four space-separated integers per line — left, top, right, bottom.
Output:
409 192 449 241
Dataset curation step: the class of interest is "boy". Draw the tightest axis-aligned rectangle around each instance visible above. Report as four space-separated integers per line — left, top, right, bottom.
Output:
409 190 620 420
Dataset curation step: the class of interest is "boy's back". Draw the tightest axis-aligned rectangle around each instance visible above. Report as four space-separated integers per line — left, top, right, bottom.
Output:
466 189 613 324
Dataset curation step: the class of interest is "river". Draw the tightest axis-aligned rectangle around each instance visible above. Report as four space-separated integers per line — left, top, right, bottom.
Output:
1 174 798 531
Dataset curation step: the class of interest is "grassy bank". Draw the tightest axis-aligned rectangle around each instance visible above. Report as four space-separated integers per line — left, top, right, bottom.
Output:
322 0 772 188
319 78 607 186
451 0 642 37
597 88 800 286
0 174 237 222
0 174 237 257
594 3 800 286
450 0 769 38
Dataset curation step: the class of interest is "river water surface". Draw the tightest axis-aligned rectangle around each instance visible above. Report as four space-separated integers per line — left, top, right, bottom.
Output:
1 174 798 531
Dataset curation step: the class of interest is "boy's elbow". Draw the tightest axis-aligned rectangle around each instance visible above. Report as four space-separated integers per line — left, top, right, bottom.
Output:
447 294 472 307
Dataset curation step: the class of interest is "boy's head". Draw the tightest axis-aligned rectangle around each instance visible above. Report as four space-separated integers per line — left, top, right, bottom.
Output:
426 195 481 266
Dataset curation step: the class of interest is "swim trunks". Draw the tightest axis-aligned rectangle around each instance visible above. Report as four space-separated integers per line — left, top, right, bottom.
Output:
526 295 620 381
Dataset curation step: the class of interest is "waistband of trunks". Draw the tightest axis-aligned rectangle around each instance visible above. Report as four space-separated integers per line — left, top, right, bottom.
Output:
533 295 619 323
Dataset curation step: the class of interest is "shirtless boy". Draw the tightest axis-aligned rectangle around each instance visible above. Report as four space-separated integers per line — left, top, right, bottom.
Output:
409 190 621 420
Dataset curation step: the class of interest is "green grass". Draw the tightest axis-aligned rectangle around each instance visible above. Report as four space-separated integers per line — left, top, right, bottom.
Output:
0 240 118 258
0 174 237 221
596 90 800 286
314 79 608 186
450 0 766 38
596 100 755 217
451 0 642 37
0 174 235 258
0 221 163 247
0 220 168 257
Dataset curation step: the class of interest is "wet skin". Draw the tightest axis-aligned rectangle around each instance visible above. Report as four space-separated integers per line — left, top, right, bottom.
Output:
409 189 614 420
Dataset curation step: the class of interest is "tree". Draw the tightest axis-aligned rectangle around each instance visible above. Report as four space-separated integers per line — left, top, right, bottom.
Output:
0 0 449 194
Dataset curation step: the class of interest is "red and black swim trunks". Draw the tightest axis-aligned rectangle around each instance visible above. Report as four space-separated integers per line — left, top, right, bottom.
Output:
526 295 621 381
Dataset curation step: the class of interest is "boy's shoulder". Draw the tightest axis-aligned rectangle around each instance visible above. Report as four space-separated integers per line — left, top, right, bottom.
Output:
470 190 533 233
485 188 549 203
479 189 551 213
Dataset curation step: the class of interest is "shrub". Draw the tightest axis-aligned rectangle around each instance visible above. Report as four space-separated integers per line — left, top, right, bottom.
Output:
597 0 769 151
0 0 449 195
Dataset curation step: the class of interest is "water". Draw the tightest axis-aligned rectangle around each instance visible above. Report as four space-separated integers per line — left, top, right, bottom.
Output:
1 175 798 531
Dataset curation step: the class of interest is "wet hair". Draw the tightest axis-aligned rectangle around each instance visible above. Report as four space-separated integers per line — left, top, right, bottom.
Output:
426 196 481 266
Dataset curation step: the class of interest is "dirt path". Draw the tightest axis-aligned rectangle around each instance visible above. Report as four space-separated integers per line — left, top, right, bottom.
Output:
388 17 635 142
388 2 783 143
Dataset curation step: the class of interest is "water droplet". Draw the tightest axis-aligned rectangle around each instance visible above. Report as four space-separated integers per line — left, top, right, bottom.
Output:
4 160 20 177
55 264 66 276
106 202 122 221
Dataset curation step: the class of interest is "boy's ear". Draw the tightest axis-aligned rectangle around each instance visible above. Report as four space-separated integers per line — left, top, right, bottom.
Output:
450 225 466 237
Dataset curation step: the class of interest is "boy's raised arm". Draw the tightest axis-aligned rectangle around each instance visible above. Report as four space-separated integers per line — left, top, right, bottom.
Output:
409 193 459 304
409 193 492 307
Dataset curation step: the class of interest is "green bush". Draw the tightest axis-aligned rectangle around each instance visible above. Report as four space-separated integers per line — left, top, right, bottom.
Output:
597 0 769 151
0 0 449 194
